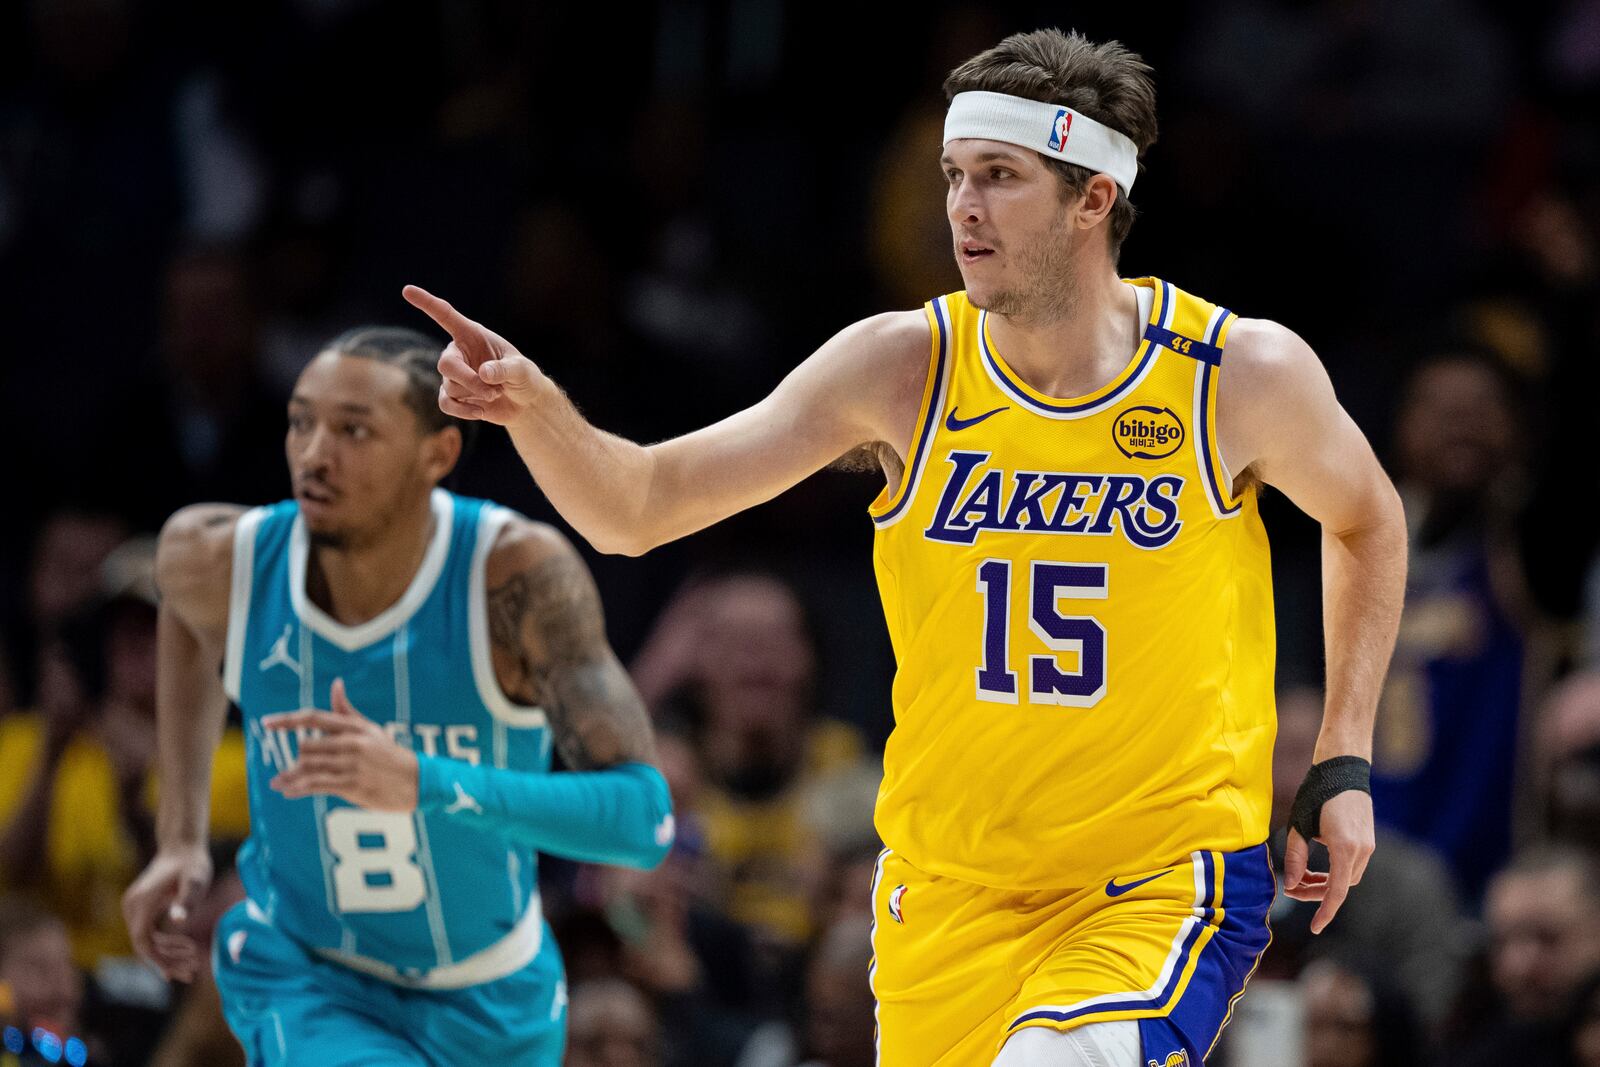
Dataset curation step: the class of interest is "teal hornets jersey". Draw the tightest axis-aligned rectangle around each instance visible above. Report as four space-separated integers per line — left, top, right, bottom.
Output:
223 489 556 984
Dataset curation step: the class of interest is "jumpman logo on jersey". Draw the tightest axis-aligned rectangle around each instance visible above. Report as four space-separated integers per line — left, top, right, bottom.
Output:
257 624 302 678
550 979 568 1022
444 782 483 815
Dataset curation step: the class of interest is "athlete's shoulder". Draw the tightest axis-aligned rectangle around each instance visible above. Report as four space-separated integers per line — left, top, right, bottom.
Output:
779 307 934 457
826 308 931 376
1216 316 1343 476
1218 316 1328 397
156 503 249 634
483 511 589 591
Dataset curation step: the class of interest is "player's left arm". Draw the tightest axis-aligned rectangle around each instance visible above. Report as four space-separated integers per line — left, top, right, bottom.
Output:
481 519 657 769
1218 318 1408 934
264 521 673 870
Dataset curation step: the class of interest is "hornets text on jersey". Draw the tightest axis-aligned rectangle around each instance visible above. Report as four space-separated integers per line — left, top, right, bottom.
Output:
223 489 559 986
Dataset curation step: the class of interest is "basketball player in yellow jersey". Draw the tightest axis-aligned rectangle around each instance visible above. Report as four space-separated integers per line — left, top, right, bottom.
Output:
404 28 1407 1066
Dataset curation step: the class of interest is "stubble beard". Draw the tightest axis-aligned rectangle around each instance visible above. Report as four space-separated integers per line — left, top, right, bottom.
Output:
968 210 1081 327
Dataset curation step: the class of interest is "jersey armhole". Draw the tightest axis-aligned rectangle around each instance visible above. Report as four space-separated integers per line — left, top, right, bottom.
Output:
1193 310 1245 518
222 508 269 703
870 297 952 528
468 507 550 730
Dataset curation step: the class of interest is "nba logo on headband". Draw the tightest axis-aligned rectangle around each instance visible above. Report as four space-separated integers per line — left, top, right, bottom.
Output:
1048 109 1072 152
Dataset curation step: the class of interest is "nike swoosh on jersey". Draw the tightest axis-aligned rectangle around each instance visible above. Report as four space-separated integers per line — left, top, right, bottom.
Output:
945 405 1009 431
1104 869 1173 897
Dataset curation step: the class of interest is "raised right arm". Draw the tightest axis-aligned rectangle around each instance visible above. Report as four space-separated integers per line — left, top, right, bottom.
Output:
121 503 241 980
405 285 931 556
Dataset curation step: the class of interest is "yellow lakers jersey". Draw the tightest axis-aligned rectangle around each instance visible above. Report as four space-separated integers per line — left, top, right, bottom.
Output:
869 277 1276 889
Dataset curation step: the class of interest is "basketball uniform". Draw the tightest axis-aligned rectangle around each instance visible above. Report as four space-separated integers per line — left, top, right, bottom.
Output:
211 489 567 1066
868 279 1276 1064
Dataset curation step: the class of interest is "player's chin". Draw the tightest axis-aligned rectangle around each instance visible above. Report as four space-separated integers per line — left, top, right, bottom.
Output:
302 511 352 548
962 281 1006 312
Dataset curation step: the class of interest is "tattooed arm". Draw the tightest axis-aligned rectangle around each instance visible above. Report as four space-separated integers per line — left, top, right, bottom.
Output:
411 518 673 869
485 522 655 768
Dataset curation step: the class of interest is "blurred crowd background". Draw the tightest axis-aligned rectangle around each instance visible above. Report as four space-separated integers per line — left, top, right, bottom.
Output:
2 0 1600 1064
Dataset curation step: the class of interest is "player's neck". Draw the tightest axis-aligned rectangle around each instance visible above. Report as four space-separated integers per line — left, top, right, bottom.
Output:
306 495 437 626
985 268 1140 399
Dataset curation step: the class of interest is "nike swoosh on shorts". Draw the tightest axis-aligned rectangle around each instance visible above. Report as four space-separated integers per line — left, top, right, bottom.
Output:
1104 869 1174 897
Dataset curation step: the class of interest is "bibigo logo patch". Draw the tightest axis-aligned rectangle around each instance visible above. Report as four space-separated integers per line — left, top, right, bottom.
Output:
1112 405 1185 460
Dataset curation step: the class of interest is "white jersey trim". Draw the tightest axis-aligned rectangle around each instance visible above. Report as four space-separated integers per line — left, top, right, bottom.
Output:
468 505 550 728
868 848 890 1067
1191 307 1243 520
872 297 953 531
288 489 455 651
312 888 544 990
223 507 269 704
975 280 1167 421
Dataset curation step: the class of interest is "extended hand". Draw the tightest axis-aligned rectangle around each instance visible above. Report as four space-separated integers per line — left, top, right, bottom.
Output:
122 844 213 982
403 285 546 425
263 679 419 812
1282 789 1375 934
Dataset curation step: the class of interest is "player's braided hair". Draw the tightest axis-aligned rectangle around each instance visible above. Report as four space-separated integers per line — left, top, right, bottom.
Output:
944 29 1158 259
327 325 453 434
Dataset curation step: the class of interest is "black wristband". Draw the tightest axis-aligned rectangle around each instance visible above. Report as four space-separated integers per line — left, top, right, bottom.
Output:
1289 755 1371 841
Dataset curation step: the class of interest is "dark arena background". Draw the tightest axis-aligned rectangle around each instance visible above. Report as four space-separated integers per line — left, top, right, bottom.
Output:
3 1 1599 1065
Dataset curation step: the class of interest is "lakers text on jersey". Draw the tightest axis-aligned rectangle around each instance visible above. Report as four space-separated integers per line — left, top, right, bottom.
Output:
871 277 1276 890
866 279 1276 1061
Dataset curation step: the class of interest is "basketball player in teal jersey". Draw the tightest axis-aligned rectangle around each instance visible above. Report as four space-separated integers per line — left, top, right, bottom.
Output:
121 327 674 1066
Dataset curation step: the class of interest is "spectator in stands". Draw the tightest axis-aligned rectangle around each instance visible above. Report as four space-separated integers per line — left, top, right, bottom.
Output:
0 539 249 969
9 510 127 706
1453 847 1600 1065
631 571 878 980
0 894 98 1064
130 244 289 514
567 979 663 1067
734 912 877 1067
796 915 876 1067
1533 671 1600 850
1264 686 1468 1031
1300 957 1424 1067
1564 969 1600 1067
1490 850 1600 1020
1370 349 1532 902
571 729 771 1067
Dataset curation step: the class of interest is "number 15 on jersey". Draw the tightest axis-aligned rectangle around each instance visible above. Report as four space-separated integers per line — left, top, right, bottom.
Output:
975 559 1108 707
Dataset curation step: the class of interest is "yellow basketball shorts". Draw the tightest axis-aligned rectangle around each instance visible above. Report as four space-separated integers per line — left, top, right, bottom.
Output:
868 844 1274 1065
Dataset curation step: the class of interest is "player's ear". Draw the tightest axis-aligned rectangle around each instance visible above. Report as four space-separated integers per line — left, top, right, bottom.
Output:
422 423 463 483
1076 173 1119 231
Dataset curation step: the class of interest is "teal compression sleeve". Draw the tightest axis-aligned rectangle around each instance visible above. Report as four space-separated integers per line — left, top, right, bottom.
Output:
415 756 674 869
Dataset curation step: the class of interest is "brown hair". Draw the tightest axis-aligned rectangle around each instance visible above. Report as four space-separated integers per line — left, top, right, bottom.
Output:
943 29 1157 259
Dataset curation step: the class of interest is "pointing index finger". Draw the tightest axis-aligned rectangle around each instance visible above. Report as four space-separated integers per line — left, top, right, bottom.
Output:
403 285 476 341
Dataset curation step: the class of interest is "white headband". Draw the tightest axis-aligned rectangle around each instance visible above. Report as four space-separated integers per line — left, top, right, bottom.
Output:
944 90 1139 195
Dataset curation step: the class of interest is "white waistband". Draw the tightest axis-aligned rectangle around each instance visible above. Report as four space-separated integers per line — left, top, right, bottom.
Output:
311 894 544 990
